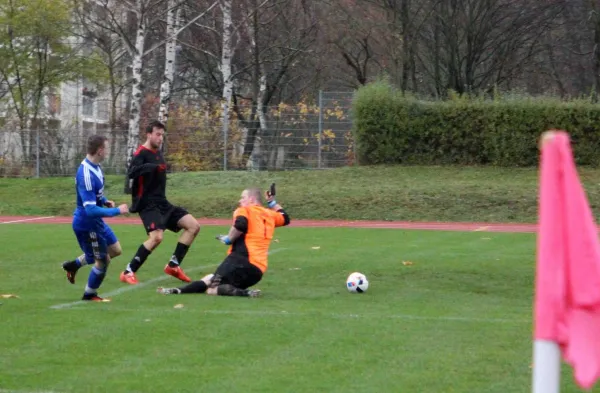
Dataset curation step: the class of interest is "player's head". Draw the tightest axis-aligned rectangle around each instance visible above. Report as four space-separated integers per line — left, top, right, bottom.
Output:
87 134 108 161
239 188 263 207
145 120 165 149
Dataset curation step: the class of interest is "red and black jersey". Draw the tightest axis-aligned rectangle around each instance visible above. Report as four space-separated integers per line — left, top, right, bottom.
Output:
127 145 168 213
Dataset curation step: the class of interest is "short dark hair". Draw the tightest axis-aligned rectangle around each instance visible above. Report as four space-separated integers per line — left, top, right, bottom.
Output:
87 135 107 155
146 120 166 133
246 188 264 205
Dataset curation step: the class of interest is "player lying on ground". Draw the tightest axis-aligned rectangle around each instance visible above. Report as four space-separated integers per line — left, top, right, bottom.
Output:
62 135 129 301
157 185 290 297
120 120 201 285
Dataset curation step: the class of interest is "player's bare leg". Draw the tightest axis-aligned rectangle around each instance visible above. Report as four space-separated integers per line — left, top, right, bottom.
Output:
177 214 201 245
108 242 123 258
163 214 200 282
121 231 164 285
63 243 122 284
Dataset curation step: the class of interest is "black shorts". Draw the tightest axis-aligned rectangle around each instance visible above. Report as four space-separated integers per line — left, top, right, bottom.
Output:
139 201 189 234
213 254 263 289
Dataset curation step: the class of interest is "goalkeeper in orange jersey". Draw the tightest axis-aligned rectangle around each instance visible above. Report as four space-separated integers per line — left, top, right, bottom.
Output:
157 184 290 297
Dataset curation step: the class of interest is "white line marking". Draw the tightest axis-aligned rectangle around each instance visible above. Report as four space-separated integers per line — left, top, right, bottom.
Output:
50 248 288 310
267 248 287 255
0 216 55 224
205 310 527 324
50 264 217 309
60 307 527 324
0 390 61 393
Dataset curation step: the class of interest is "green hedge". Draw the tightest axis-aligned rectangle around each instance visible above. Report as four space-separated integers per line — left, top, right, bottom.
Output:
352 81 600 166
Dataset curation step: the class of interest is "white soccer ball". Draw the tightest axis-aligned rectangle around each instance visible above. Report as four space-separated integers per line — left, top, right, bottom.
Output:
346 272 369 293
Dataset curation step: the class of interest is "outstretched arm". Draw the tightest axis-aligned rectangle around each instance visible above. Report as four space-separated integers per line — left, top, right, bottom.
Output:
77 182 128 218
84 204 128 218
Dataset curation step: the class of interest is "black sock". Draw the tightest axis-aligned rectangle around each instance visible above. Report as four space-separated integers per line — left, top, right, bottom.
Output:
217 284 249 297
125 245 152 274
178 280 208 294
168 242 190 267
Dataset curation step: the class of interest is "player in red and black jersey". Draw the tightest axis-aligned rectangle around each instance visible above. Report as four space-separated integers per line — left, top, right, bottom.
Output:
120 121 201 285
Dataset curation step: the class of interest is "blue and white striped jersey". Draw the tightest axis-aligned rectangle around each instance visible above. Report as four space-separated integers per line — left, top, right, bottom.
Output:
73 158 106 230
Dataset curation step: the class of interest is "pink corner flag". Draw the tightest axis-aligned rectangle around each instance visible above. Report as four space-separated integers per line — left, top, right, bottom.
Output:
535 130 600 389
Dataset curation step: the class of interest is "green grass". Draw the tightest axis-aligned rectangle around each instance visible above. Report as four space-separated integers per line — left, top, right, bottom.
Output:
0 223 595 392
3 165 600 223
0 165 577 222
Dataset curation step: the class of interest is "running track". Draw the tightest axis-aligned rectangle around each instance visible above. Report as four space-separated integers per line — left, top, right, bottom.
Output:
0 215 537 233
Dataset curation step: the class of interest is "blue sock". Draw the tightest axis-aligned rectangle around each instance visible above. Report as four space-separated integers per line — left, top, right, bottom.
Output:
84 266 106 295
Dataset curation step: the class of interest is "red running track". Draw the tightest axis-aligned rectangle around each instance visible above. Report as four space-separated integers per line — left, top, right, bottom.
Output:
0 215 537 233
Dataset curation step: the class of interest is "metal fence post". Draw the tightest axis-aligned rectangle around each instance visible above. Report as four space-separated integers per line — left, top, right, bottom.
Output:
36 129 40 178
318 90 323 169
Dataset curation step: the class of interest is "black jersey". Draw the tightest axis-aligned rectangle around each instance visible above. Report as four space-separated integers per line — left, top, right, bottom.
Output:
127 145 168 213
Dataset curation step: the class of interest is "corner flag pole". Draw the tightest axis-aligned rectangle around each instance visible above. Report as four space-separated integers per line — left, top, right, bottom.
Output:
532 340 561 393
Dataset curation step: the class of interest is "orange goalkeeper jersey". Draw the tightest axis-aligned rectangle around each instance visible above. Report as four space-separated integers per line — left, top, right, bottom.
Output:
228 204 286 273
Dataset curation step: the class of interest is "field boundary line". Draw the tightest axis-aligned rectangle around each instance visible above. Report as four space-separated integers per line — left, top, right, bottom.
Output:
0 216 55 224
0 390 61 393
61 307 528 324
0 215 537 233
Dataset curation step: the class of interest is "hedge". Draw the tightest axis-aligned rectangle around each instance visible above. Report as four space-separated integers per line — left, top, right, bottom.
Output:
352 81 600 167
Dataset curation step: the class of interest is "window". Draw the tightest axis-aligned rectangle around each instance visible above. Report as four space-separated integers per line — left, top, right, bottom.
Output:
82 96 94 117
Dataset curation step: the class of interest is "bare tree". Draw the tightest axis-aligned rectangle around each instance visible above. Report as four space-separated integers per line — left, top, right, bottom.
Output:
158 0 182 126
417 0 565 95
233 0 318 168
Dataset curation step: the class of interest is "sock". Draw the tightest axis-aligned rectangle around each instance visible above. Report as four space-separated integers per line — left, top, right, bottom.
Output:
125 245 152 274
217 284 249 297
77 255 89 267
168 242 190 267
84 266 106 295
64 255 87 271
178 280 208 294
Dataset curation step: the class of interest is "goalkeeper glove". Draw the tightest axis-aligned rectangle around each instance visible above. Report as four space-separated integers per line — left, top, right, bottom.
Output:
215 234 232 245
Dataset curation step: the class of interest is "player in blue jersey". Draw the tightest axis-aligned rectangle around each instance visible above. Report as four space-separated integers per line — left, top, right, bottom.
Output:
61 135 129 302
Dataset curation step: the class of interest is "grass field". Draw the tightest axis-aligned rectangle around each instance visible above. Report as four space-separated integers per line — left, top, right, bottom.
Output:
0 222 596 393
7 164 600 223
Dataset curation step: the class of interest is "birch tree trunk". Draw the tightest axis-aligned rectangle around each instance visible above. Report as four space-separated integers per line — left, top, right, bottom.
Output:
246 3 267 170
124 8 146 193
219 0 234 170
158 0 181 125
256 72 267 168
158 0 181 155
248 69 267 170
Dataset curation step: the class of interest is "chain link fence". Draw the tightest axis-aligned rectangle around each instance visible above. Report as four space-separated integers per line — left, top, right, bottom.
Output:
0 91 355 177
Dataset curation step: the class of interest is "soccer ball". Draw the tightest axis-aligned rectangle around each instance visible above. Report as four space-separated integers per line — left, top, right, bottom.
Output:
346 272 369 293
